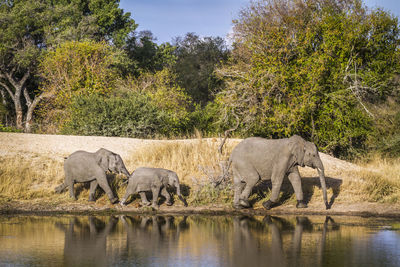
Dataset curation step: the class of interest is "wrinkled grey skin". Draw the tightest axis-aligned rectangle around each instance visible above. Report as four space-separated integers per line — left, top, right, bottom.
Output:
230 135 328 210
120 167 188 209
55 148 130 204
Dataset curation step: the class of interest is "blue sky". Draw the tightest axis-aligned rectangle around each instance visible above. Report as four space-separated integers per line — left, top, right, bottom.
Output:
119 0 400 44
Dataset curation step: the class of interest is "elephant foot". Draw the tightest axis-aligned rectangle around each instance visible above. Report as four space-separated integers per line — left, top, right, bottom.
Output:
151 204 159 210
296 200 307 209
262 200 277 210
110 197 119 204
325 201 330 210
165 201 173 206
119 201 126 206
141 201 151 206
233 203 244 209
239 199 251 208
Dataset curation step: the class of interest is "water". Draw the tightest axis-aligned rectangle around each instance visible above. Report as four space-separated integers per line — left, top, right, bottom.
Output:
1 214 400 267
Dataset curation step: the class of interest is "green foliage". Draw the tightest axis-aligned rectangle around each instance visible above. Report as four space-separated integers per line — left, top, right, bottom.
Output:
173 33 229 105
63 92 188 138
216 0 400 157
40 40 119 103
62 93 165 137
188 102 222 135
0 0 135 131
125 31 177 75
0 123 22 132
38 40 124 131
120 68 192 135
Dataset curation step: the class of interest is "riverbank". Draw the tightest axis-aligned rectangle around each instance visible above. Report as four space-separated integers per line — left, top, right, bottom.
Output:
2 199 400 218
1 132 400 217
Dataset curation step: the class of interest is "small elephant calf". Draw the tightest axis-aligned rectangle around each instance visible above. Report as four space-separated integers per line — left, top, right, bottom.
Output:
120 167 188 209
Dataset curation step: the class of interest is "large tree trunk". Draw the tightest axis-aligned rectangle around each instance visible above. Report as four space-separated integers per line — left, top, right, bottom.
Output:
0 70 44 132
15 102 23 130
23 87 46 133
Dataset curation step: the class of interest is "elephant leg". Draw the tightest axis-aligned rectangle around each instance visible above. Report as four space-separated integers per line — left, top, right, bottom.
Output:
139 192 151 206
233 168 245 208
88 180 98 202
288 168 307 208
239 176 258 208
234 181 246 208
96 174 118 204
67 179 76 200
161 187 172 206
270 172 286 203
151 185 161 209
263 170 285 210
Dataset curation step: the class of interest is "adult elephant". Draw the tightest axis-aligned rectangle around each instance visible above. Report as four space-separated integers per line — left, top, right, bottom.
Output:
229 135 328 210
55 148 130 204
120 167 188 209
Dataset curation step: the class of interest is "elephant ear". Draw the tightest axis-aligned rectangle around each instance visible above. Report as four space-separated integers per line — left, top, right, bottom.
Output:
108 154 118 171
288 135 306 167
95 149 110 172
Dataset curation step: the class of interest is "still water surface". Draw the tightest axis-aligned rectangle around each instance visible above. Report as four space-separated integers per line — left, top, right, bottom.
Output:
1 214 400 266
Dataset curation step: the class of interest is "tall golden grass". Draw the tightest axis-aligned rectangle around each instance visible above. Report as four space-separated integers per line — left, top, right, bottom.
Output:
355 156 400 203
125 139 238 205
1 139 400 207
0 155 65 201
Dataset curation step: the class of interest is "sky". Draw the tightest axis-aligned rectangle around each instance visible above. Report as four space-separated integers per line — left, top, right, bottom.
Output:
119 0 400 44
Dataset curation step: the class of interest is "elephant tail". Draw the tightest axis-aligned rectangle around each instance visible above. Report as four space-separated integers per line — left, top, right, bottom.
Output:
227 157 233 170
54 183 67 193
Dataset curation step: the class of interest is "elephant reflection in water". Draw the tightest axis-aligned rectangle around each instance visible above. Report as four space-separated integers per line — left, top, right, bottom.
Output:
231 216 337 267
120 215 188 261
55 216 118 267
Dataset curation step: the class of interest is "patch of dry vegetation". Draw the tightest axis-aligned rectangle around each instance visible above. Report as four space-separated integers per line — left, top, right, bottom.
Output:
0 155 66 202
126 139 239 205
1 139 400 209
355 157 400 203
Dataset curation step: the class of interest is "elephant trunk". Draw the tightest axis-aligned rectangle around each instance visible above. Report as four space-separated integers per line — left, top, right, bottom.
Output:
317 166 329 210
176 184 188 207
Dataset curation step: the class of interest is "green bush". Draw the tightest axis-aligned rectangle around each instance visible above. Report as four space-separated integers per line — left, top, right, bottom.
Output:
62 93 182 138
188 103 222 136
0 123 22 133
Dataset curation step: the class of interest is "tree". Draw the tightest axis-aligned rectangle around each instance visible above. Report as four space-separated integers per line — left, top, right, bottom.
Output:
124 30 177 75
216 0 400 157
38 40 122 131
0 0 135 132
173 33 229 105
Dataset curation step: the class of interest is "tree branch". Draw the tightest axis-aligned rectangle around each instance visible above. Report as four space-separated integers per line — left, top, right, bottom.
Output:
218 111 240 155
0 81 14 100
23 87 32 107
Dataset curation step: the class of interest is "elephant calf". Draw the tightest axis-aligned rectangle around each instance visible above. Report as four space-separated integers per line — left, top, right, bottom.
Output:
55 148 130 204
120 167 188 209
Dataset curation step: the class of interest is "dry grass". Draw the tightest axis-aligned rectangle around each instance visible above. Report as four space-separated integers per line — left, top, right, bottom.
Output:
125 139 239 205
1 139 400 208
355 157 400 203
0 155 66 202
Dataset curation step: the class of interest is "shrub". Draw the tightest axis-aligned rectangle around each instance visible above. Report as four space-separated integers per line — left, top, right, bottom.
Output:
0 123 22 133
62 93 170 138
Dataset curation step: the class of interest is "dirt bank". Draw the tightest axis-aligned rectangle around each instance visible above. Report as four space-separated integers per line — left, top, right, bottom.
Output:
1 132 400 217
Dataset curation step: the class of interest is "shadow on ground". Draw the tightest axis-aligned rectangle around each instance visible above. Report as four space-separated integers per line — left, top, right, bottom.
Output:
250 176 343 209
